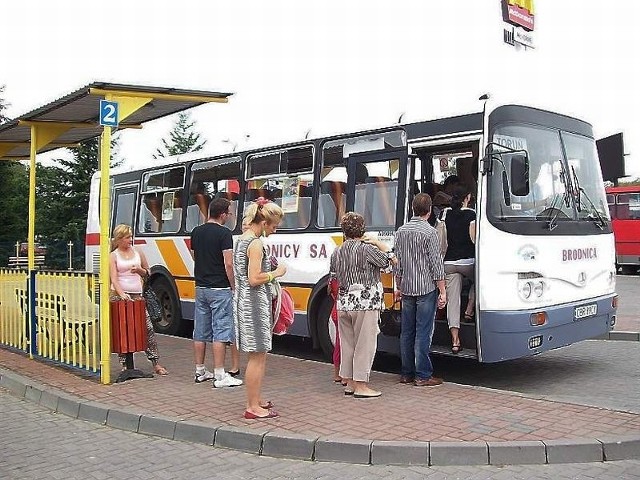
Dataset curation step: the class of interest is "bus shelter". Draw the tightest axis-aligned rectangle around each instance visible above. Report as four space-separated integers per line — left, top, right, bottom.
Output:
0 82 231 383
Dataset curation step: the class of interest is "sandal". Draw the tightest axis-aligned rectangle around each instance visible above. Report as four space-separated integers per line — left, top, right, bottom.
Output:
451 344 462 354
154 365 169 375
463 312 475 322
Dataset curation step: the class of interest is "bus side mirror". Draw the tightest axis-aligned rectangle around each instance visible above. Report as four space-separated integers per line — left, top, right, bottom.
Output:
510 154 530 196
481 155 492 174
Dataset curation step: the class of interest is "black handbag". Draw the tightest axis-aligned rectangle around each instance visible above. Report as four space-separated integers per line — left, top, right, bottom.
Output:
379 302 402 337
143 285 163 323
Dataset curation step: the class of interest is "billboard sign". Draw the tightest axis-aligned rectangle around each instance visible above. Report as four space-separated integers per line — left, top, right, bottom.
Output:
502 0 535 31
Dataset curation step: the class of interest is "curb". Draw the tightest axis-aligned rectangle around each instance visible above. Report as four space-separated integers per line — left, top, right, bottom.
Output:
597 331 640 342
2 368 640 466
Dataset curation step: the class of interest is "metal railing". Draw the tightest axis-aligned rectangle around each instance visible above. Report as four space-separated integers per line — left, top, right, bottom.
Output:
0 269 101 376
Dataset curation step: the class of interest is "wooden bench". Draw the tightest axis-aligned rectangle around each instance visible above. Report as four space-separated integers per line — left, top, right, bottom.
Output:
8 256 45 269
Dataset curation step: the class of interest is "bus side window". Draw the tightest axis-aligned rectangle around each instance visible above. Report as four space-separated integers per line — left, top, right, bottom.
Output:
186 191 209 232
607 194 616 219
140 194 162 233
160 193 183 233
630 194 640 219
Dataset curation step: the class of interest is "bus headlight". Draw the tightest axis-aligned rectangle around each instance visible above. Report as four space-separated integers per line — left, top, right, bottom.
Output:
521 281 533 299
533 281 545 297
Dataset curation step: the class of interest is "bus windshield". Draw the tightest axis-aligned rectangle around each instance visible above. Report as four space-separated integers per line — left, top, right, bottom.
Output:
488 124 609 225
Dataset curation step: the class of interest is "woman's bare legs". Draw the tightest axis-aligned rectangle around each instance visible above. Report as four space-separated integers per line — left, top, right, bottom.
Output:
450 326 460 348
245 352 269 416
229 343 240 374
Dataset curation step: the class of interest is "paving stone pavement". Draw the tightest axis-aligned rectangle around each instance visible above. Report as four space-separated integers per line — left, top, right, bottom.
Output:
2 390 640 480
2 335 640 447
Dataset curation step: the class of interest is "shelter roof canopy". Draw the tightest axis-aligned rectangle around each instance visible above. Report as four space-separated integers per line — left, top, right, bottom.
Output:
0 81 232 159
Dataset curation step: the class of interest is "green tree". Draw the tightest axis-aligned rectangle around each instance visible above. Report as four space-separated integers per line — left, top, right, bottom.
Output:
37 136 122 269
153 111 206 159
0 84 9 124
0 84 28 265
0 162 29 265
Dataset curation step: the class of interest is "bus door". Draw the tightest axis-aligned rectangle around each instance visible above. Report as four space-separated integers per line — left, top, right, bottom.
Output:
345 149 408 232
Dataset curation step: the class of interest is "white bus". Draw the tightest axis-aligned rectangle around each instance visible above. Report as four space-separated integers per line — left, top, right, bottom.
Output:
86 102 617 362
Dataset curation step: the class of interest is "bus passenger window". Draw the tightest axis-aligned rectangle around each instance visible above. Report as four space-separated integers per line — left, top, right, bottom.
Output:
160 192 183 233
607 194 616 219
140 194 163 233
353 160 399 228
188 158 241 232
318 180 346 228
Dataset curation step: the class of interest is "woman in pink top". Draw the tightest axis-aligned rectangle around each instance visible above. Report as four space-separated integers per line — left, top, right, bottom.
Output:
110 224 168 375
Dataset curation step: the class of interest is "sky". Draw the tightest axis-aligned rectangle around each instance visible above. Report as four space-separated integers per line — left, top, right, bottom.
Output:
2 0 639 177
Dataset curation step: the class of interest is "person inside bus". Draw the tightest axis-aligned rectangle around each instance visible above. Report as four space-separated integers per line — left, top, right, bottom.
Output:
234 198 287 419
433 175 460 210
186 182 210 231
442 184 476 353
109 224 168 375
329 212 394 398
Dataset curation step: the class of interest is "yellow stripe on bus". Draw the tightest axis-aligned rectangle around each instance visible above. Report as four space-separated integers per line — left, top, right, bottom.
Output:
176 279 195 300
156 239 190 277
285 286 312 311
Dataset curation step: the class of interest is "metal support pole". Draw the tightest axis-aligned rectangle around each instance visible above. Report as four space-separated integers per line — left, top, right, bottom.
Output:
99 124 112 384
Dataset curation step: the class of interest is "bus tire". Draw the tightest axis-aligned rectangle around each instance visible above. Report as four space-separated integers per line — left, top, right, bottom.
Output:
315 293 336 362
150 277 182 336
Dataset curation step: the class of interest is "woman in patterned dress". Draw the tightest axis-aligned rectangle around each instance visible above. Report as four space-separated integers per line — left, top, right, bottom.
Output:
233 198 286 419
329 212 394 398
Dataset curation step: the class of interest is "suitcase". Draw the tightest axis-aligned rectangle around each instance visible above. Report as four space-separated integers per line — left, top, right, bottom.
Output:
110 298 148 354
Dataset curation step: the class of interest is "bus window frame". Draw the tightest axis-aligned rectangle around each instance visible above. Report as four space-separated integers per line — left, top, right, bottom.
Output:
245 145 315 181
346 148 408 230
318 130 407 229
111 183 138 233
245 145 315 231
138 165 187 235
188 156 242 233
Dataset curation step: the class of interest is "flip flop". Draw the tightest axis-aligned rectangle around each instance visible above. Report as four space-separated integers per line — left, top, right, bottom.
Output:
244 409 279 419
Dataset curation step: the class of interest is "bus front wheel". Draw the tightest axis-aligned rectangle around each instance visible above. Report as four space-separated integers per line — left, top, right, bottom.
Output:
150 277 182 336
315 294 337 362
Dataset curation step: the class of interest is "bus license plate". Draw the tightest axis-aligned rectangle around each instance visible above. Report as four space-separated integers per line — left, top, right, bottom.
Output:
574 304 597 320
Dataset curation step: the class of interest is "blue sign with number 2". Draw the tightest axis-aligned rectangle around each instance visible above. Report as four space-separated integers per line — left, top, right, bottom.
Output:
99 100 119 127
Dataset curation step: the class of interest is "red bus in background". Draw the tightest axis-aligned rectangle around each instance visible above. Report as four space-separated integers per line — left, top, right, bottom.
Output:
606 185 640 274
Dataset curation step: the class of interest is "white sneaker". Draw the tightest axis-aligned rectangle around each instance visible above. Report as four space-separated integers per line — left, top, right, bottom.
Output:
194 370 215 383
213 372 243 388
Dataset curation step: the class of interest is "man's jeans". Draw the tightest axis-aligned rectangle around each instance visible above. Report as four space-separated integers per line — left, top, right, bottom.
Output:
400 290 437 380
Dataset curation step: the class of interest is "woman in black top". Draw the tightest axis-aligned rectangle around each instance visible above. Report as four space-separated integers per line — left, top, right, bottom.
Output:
443 184 476 353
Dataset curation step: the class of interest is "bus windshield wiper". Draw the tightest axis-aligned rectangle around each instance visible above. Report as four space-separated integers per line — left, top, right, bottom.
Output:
546 194 562 231
571 167 606 229
547 160 571 231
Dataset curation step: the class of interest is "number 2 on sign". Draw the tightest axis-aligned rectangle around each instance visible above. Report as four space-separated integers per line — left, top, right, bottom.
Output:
103 104 116 123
